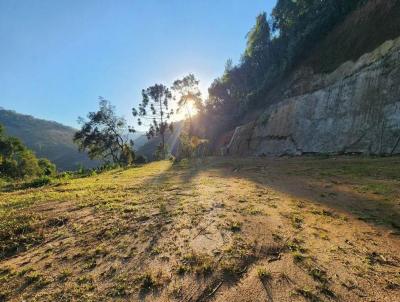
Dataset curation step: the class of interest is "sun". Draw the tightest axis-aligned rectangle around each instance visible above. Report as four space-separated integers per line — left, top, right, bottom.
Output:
173 100 198 121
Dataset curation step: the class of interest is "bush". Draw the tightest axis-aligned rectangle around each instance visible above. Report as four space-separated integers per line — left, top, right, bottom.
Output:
26 176 52 188
38 158 56 176
0 124 56 179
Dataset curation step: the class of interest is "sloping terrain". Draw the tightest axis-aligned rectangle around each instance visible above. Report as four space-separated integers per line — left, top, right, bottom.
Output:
0 108 98 171
0 157 399 301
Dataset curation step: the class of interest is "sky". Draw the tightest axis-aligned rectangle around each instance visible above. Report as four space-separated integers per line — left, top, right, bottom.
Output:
0 0 276 128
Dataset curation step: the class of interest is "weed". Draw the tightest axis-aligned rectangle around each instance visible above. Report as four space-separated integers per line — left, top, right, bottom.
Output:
138 273 158 291
295 287 322 302
58 269 72 282
291 215 304 229
108 283 127 297
220 258 242 278
17 267 34 277
25 272 50 288
257 267 272 281
176 264 190 275
228 221 242 232
293 252 307 263
286 239 307 253
76 275 93 285
159 203 167 215
46 216 68 227
309 268 328 284
317 284 336 298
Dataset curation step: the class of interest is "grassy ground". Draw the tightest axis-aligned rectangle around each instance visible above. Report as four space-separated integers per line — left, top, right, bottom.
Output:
0 156 399 301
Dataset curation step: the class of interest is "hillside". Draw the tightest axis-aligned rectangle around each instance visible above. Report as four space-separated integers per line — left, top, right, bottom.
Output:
197 0 400 157
0 108 99 171
0 157 399 301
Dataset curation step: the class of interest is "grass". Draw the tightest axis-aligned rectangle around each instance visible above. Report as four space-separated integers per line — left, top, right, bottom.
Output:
0 157 399 301
0 161 172 261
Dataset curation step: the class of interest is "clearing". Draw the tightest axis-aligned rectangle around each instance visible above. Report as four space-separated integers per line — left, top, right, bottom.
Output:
0 156 399 301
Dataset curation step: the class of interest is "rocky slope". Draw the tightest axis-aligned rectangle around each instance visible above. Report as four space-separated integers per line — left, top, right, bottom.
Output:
225 36 400 156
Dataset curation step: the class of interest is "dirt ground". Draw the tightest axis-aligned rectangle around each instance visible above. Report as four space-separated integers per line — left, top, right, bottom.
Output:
0 156 399 301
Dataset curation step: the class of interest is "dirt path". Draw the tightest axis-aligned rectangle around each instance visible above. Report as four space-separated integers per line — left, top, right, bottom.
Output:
0 157 399 301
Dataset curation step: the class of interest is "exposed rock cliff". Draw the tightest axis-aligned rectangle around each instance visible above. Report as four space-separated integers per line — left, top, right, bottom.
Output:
225 37 400 156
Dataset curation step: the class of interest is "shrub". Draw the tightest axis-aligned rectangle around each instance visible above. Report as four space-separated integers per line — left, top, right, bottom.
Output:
38 158 56 176
0 124 56 179
26 176 52 188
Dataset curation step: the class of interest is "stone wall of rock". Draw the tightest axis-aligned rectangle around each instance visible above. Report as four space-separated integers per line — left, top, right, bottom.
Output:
225 37 400 156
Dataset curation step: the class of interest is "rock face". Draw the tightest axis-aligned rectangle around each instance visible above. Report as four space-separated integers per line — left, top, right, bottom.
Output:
225 37 400 156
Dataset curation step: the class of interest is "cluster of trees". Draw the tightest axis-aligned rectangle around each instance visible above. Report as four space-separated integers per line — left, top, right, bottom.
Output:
75 74 205 165
204 0 368 141
0 124 56 179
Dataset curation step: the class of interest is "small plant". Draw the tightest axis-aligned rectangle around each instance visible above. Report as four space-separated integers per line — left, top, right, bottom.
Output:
220 259 242 279
46 216 68 227
17 267 34 277
257 267 272 281
137 273 159 292
82 257 97 270
108 283 127 297
228 221 242 232
159 203 167 215
194 259 213 276
309 268 328 284
317 284 336 298
295 287 322 302
25 272 41 284
291 215 303 229
293 251 306 263
57 269 72 282
176 264 190 275
24 271 50 288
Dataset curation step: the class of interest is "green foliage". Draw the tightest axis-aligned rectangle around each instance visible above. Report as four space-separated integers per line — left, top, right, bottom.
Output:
132 84 174 160
0 124 56 179
38 158 56 176
202 1 368 144
74 98 135 166
25 176 52 188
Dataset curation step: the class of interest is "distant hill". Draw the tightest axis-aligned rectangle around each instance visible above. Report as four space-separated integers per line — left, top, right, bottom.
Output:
0 108 99 171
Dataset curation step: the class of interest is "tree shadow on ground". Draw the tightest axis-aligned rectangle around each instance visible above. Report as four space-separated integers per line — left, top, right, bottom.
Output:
169 156 400 233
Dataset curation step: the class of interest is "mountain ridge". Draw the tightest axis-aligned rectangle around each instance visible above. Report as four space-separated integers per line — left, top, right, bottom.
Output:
0 108 99 171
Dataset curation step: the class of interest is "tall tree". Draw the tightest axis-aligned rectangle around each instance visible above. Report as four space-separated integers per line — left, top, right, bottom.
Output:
243 12 272 87
132 84 174 160
74 98 135 165
172 74 203 136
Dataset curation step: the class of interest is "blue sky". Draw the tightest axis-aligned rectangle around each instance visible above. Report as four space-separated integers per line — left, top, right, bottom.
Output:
0 0 276 128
